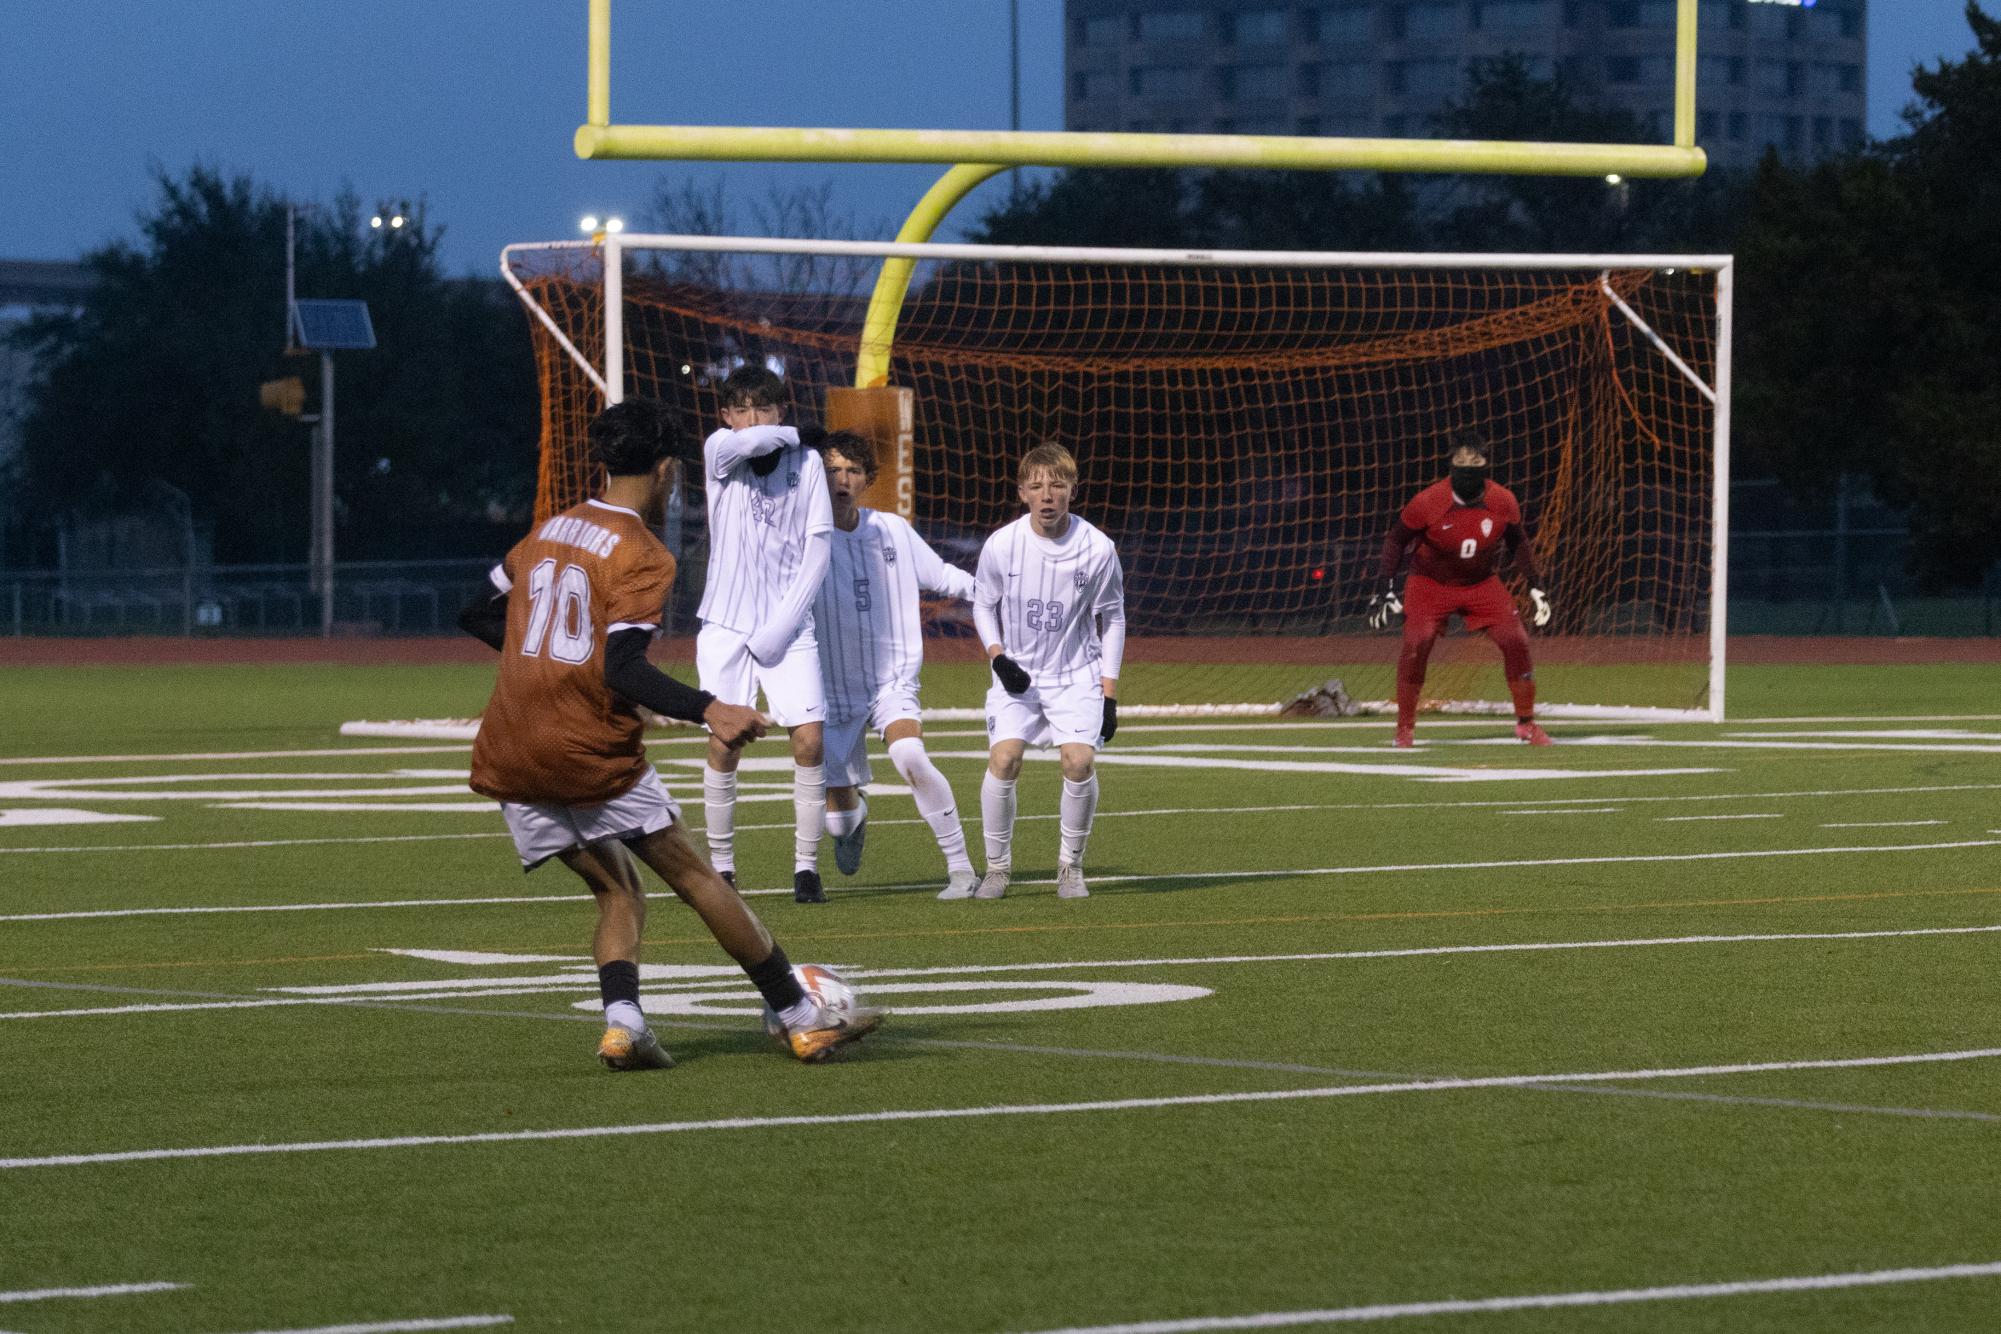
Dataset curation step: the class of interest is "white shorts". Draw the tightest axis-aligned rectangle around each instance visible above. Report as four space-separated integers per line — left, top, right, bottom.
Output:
823 683 923 789
697 623 826 729
985 680 1106 750
499 766 682 871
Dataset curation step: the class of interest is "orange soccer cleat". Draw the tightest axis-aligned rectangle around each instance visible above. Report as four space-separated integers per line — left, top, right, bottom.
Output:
785 1004 884 1063
1514 722 1553 746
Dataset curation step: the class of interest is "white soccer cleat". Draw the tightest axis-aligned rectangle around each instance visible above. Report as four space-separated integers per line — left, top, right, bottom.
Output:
832 807 868 876
1056 865 1090 899
936 868 979 901
973 869 1010 900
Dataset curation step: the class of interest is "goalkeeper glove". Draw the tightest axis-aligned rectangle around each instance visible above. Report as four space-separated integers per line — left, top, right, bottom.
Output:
991 653 1031 695
1529 586 1552 628
1098 697 1118 746
1365 582 1404 631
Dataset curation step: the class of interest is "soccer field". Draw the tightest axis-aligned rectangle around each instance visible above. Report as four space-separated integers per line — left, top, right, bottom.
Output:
4 657 2001 1333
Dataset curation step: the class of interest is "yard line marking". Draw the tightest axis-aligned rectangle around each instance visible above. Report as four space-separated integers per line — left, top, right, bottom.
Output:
10 840 2001 924
14 922 2001 1019
1501 807 1620 816
0 746 472 767
1004 1261 2001 1333
1824 820 1948 829
0 1281 187 1303
11 782 2001 857
215 1319 512 1334
925 748 1721 783
11 1045 2001 1171
4 976 1994 1132
1657 813 1783 822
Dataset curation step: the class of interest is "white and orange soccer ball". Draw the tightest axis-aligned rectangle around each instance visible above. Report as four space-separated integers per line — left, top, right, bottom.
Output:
762 963 858 1040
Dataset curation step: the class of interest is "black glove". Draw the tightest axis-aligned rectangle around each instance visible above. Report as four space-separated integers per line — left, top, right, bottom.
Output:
796 423 828 449
748 449 782 477
1098 697 1118 745
991 653 1031 695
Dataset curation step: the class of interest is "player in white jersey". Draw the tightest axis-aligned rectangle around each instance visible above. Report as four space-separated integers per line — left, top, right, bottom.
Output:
695 367 836 904
970 441 1126 901
810 431 981 899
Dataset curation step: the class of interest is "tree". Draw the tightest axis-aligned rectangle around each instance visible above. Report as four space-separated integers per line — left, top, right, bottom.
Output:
7 165 538 565
1735 3 2001 587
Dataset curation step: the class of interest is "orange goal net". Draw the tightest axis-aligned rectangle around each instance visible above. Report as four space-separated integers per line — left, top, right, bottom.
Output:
502 237 1730 720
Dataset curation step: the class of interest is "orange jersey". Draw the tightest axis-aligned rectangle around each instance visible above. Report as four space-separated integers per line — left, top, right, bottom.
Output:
1398 479 1523 587
469 499 676 806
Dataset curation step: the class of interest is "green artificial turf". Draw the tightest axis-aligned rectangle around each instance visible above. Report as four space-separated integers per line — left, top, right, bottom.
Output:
2 656 2000 1331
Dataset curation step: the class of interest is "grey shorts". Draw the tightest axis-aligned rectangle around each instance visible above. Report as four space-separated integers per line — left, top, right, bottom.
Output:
498 765 682 870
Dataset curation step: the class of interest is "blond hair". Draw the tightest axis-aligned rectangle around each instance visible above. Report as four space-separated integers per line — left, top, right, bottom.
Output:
1017 441 1078 487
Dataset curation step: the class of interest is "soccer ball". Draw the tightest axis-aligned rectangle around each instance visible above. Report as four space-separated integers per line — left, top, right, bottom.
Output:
761 963 857 1040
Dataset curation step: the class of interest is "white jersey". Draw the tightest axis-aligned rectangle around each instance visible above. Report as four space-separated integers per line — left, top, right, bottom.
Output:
695 427 834 637
974 514 1126 688
814 509 976 723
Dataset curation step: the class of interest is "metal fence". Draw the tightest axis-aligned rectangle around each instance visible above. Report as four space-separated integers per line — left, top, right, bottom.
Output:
2 541 1997 638
0 559 494 636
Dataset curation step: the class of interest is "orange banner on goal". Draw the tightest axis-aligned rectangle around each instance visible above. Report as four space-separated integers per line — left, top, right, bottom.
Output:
826 386 915 522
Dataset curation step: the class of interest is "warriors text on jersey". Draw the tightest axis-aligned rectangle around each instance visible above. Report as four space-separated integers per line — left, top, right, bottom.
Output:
1398 479 1523 586
814 509 977 723
695 427 834 635
470 499 675 806
974 514 1126 687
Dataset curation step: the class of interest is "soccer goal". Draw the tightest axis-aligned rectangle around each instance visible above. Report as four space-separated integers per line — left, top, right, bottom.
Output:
496 234 1731 724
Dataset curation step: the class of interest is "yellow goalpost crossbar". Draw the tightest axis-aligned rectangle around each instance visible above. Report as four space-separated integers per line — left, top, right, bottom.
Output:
573 0 1708 388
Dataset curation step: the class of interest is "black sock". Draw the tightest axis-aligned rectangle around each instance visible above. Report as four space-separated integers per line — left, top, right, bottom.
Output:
744 945 806 1012
598 959 640 1009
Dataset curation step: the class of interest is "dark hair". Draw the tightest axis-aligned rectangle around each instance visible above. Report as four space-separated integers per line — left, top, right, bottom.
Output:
587 397 679 476
1447 428 1492 466
719 365 788 410
819 429 877 481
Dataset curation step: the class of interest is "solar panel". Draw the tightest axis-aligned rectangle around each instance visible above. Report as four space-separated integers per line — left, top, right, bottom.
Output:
292 299 377 350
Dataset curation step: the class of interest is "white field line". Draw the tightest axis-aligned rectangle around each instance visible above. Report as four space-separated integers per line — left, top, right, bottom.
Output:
1501 808 1622 815
9 838 2001 925
15 922 2001 1021
2 719 1994 768
9 782 2001 857
9 1045 2001 1171
0 746 472 767
0 1281 187 1304
1825 820 1949 829
216 1319 512 1334
1657 813 1783 822
1005 1262 2001 1333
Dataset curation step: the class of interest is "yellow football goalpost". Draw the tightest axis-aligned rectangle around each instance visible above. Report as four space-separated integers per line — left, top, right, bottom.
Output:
573 0 1708 391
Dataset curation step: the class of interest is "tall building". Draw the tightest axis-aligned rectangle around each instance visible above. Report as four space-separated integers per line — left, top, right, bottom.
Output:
1064 0 1866 172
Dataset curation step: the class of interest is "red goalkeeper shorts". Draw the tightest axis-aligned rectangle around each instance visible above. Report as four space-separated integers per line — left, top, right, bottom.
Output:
1402 573 1519 639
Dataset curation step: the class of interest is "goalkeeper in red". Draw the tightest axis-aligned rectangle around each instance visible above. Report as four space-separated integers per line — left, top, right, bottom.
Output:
1367 432 1553 748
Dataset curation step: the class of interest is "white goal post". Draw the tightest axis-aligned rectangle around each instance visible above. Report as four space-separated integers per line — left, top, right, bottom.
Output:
465 235 1734 728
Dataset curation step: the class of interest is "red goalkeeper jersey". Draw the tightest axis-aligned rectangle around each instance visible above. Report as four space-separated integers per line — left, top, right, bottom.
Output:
1396 479 1524 587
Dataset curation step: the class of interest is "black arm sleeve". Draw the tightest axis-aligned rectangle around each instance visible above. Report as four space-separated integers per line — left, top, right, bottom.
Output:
457 587 508 652
603 628 717 725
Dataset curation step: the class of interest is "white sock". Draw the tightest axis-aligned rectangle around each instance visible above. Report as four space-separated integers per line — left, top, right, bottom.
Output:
794 763 826 871
604 999 645 1033
889 736 973 872
702 767 737 871
825 795 864 838
980 770 1017 871
777 996 820 1029
1060 774 1099 867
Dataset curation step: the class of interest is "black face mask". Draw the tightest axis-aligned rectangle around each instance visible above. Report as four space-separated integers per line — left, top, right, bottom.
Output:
1450 465 1489 505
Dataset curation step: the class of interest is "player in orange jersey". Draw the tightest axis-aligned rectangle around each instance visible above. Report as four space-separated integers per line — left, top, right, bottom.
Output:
1367 431 1553 748
459 398 879 1068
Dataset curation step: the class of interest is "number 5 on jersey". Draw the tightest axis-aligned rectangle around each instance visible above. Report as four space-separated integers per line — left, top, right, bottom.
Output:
521 558 594 664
